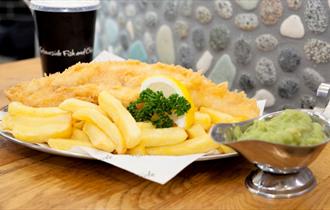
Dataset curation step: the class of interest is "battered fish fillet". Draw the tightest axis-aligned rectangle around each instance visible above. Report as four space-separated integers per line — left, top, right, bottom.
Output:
5 60 259 119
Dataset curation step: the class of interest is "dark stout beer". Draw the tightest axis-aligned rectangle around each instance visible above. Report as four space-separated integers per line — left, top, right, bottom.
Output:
30 0 99 75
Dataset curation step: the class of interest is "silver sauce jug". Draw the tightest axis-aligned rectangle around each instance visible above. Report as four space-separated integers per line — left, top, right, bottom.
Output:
210 83 330 199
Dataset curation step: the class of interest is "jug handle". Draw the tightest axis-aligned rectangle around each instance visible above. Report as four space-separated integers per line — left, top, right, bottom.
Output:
314 83 330 118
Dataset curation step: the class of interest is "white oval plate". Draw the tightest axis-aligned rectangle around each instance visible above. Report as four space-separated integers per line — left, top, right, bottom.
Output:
0 106 237 161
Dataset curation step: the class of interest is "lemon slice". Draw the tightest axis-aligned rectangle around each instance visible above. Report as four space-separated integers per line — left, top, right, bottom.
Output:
140 75 195 128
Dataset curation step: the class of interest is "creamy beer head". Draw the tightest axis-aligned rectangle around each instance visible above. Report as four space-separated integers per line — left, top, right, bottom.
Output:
30 0 100 12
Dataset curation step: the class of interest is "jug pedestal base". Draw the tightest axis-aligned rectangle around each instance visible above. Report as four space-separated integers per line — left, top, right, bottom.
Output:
245 168 316 199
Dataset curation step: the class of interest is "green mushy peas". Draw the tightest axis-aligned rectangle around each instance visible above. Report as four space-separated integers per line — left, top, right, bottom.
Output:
237 110 326 146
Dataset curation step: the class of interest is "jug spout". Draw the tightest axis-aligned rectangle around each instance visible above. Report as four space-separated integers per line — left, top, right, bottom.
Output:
209 119 254 145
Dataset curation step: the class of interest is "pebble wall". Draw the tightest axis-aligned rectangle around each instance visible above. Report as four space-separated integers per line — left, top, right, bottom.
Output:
95 0 330 111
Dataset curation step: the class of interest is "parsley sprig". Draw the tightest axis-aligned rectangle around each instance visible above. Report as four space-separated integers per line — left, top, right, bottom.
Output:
127 88 191 128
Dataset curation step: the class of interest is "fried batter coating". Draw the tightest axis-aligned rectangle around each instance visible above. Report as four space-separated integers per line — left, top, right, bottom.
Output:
5 60 259 119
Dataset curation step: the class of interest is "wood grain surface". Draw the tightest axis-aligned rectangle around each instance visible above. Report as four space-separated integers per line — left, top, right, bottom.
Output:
0 58 330 210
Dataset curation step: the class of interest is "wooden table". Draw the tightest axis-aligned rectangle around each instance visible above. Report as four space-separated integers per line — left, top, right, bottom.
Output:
0 58 330 210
